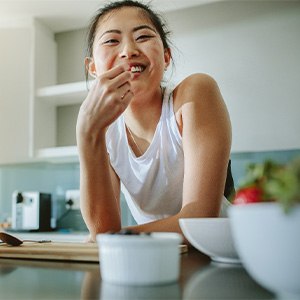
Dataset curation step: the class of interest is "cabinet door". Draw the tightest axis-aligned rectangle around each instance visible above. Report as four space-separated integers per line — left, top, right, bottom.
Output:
0 28 31 164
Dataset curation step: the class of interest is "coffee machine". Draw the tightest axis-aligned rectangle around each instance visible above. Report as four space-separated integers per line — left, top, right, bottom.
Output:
11 191 52 231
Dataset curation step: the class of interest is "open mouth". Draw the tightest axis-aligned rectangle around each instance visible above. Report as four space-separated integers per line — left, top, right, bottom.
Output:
130 65 145 73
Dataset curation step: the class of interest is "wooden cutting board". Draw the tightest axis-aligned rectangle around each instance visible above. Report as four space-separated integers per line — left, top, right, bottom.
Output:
0 242 99 262
0 242 188 262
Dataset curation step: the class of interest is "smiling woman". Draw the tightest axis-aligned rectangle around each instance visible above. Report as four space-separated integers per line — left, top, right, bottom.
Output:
76 0 233 241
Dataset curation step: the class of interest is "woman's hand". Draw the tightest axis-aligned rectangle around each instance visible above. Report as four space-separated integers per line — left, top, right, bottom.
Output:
76 64 133 148
85 233 96 243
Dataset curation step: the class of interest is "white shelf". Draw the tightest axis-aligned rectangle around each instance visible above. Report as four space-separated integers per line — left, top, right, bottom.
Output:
35 80 92 161
36 145 78 163
36 81 92 106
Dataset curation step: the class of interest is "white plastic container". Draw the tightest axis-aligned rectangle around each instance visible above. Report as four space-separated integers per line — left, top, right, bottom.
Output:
97 232 182 285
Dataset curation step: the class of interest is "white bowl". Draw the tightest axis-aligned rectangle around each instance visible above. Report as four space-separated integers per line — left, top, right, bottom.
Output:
179 218 240 264
97 232 182 285
229 203 300 298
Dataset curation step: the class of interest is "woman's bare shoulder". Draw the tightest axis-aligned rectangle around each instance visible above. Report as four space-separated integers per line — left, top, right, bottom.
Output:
173 73 220 110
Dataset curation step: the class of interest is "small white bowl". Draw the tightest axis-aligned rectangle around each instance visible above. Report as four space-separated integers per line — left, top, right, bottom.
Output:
229 203 300 298
179 218 240 264
97 232 182 285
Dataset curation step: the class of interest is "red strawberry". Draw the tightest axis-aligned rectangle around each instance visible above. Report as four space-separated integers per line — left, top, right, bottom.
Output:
233 186 263 205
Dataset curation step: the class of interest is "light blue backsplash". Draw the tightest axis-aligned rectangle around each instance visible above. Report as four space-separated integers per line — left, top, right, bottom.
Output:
230 149 300 186
0 162 135 230
1 149 299 229
0 162 81 230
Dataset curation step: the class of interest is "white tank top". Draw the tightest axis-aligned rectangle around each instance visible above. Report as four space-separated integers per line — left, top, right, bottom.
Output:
105 85 231 224
105 85 184 224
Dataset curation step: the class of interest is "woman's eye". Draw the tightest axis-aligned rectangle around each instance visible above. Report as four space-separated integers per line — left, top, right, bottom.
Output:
103 39 119 45
136 35 153 41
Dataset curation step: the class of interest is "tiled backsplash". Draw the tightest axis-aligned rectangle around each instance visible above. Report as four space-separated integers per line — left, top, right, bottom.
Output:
1 149 299 229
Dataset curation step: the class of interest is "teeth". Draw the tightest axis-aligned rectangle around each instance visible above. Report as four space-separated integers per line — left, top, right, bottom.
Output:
131 65 144 73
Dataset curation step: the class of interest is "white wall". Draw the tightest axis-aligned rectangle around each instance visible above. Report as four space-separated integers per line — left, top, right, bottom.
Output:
165 1 300 152
56 1 300 152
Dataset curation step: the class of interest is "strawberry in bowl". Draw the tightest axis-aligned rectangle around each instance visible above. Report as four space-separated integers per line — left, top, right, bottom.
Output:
233 186 263 205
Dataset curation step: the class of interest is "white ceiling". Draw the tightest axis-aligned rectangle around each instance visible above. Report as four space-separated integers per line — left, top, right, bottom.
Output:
0 0 215 32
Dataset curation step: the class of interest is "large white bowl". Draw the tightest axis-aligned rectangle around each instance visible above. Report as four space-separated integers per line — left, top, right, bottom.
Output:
229 203 300 298
179 218 240 264
97 232 182 285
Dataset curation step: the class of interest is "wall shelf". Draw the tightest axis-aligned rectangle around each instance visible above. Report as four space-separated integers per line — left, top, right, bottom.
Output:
36 146 78 163
36 81 92 106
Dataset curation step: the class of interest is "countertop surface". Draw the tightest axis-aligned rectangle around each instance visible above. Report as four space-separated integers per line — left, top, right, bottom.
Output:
0 247 274 300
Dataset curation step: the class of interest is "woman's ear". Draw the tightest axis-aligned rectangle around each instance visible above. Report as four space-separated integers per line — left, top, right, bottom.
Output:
164 48 171 70
85 57 97 78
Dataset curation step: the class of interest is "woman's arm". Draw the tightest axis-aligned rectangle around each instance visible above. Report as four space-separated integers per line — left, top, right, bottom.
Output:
77 64 133 240
126 73 232 234
78 138 121 240
179 73 232 217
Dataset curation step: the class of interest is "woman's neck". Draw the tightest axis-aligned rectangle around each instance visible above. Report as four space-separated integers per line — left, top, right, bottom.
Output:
124 86 163 142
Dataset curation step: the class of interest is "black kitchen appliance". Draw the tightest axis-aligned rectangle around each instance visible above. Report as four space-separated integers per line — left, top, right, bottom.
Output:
11 191 52 231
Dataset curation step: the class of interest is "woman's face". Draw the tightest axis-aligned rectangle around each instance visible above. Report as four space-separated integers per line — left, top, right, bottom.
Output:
90 7 170 96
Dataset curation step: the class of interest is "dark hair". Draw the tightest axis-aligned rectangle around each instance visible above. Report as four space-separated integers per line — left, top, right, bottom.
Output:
85 0 172 81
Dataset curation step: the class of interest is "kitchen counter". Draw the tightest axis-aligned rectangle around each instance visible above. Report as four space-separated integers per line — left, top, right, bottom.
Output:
0 248 274 300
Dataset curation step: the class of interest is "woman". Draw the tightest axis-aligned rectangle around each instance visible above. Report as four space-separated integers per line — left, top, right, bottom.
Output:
76 0 233 241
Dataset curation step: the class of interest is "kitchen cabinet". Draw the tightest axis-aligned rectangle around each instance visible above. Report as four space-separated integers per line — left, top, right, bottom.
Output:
0 19 81 164
0 19 57 164
0 26 31 164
